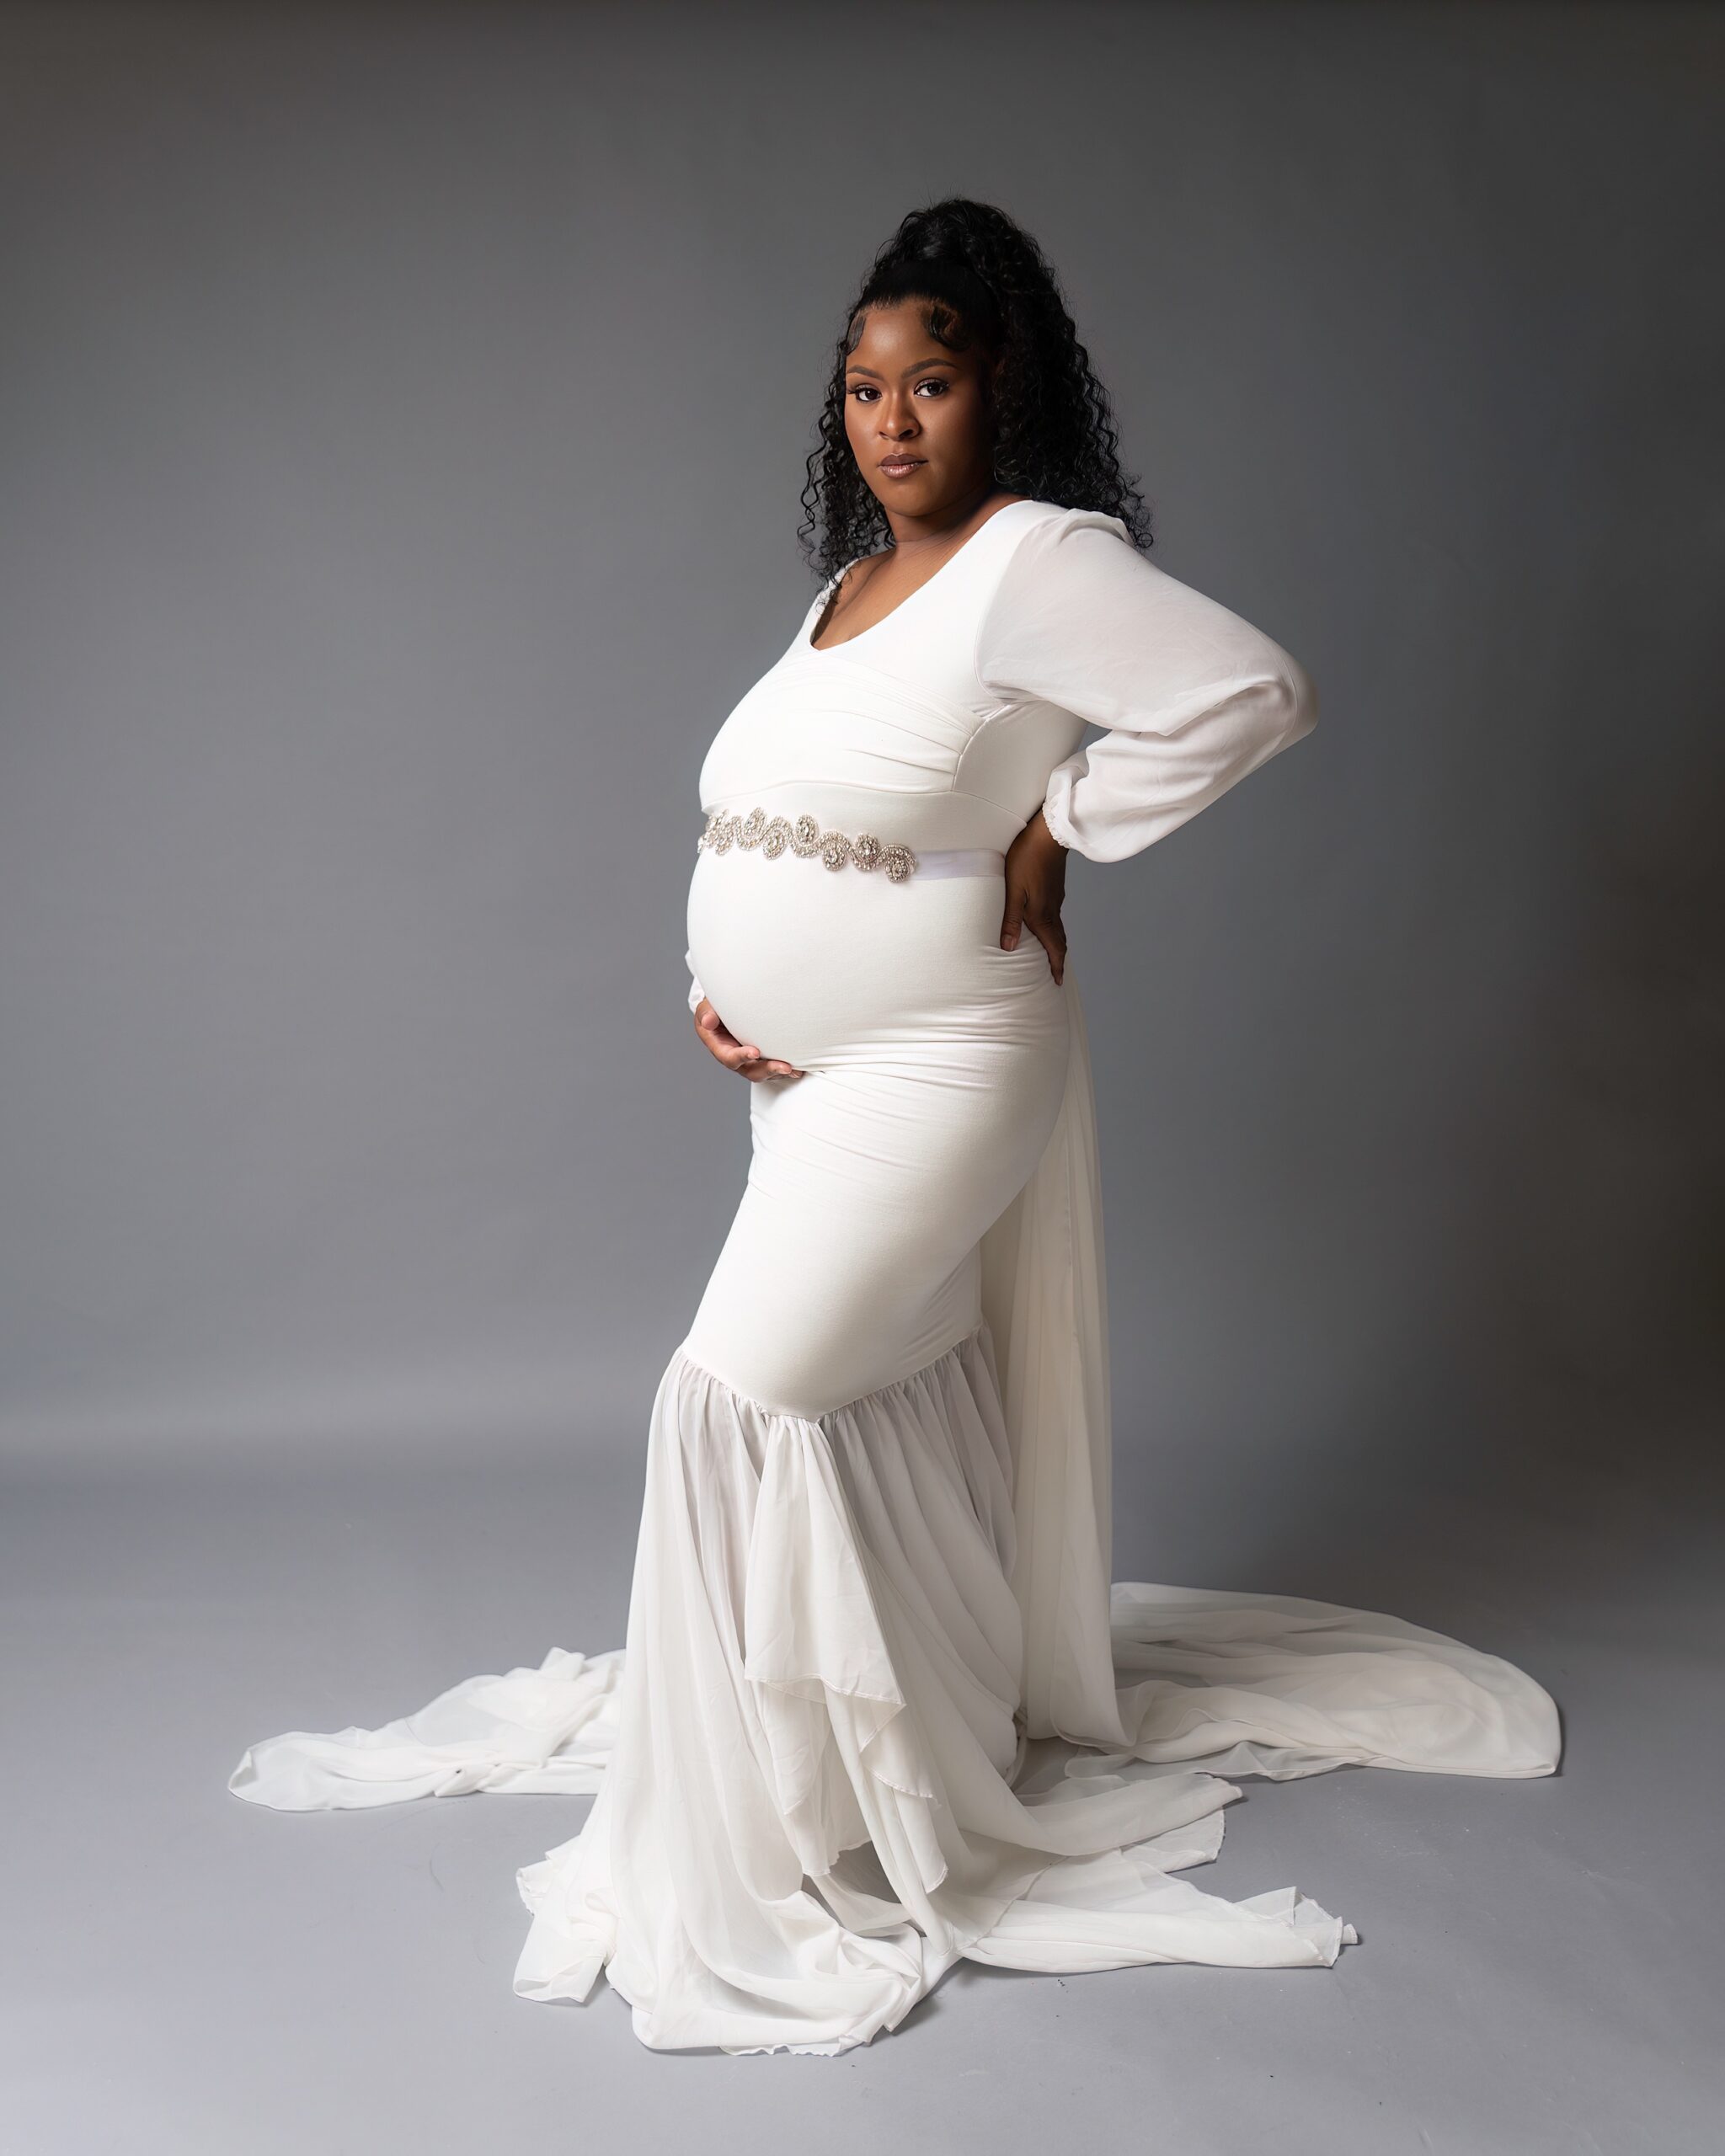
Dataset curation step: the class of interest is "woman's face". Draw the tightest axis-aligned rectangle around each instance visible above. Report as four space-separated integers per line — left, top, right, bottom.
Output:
841 300 996 521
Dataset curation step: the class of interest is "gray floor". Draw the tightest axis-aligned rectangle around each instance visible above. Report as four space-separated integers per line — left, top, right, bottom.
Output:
4 1401 1719 2156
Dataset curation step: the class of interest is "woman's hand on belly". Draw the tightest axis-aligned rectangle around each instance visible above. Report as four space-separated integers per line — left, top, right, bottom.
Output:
1001 808 1070 985
692 997 805 1082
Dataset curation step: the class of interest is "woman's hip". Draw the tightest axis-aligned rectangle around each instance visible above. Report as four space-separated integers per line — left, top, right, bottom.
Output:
681 988 1071 1417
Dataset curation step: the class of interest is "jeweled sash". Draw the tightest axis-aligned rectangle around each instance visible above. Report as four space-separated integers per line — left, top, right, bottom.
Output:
698 806 1002 883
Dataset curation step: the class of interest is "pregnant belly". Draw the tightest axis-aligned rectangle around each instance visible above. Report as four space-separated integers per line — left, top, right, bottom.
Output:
682 844 1073 1414
686 846 1067 1078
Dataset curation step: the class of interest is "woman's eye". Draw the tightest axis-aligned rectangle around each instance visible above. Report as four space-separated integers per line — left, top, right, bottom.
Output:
846 379 949 403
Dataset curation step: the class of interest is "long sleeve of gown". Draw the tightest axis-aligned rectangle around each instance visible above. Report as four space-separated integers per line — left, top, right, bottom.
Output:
975 511 1317 862
686 950 706 1014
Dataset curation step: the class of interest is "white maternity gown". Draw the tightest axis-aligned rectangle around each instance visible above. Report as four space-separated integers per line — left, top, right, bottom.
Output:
228 498 1562 2057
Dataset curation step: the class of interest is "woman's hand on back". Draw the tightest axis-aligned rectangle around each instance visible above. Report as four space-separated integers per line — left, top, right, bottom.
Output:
692 1000 804 1081
1001 808 1069 984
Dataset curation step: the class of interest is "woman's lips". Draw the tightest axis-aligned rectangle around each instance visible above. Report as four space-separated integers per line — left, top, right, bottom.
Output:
879 456 924 478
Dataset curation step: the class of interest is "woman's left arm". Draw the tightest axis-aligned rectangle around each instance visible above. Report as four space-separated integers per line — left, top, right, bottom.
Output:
979 511 1317 970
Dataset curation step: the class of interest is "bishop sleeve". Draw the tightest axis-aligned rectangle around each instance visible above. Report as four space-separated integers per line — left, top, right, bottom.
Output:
686 950 707 1014
976 510 1317 862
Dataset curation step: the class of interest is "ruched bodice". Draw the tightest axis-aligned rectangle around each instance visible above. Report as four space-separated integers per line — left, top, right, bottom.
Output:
697 500 1097 852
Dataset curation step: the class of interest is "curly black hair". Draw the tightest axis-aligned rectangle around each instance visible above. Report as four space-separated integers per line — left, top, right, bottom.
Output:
798 196 1154 588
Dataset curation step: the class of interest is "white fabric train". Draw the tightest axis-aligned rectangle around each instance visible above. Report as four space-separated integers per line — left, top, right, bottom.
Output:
229 499 1562 2057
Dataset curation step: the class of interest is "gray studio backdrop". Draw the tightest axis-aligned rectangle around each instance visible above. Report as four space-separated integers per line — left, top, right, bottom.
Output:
3 4 1718 1542
5 6 1724 2153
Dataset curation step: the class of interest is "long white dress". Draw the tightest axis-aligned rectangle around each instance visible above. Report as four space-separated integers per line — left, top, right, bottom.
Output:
228 499 1562 2057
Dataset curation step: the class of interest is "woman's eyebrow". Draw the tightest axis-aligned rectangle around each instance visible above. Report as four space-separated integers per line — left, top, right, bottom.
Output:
845 356 960 380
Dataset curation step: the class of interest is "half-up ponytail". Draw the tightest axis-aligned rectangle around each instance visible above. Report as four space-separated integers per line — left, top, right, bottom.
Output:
799 197 1153 584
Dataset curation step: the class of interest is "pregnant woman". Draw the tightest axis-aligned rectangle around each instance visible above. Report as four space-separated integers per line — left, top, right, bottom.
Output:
230 199 1562 2057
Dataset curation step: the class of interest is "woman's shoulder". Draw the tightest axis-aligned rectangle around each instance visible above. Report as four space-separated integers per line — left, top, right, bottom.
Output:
978 499 1140 594
974 502 1143 628
1008 496 1134 542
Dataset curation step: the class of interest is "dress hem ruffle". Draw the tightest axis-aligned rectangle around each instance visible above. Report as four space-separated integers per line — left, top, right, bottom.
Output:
230 1310 1557 2056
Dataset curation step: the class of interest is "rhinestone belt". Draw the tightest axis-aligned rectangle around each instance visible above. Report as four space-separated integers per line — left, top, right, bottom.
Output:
699 806 919 880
